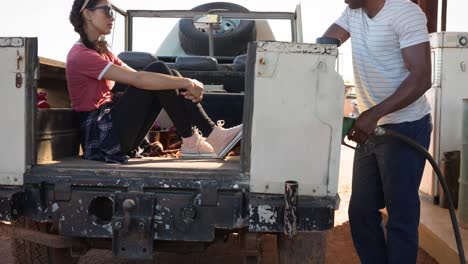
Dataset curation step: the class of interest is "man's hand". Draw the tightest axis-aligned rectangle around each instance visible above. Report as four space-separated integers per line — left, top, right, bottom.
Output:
348 109 380 144
181 78 204 103
322 24 350 45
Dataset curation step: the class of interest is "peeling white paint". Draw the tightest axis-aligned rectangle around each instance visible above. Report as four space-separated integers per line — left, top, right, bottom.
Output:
103 223 113 233
233 184 239 189
0 38 24 47
163 184 169 188
195 194 202 206
257 41 338 56
257 205 277 225
51 203 59 212
165 224 170 230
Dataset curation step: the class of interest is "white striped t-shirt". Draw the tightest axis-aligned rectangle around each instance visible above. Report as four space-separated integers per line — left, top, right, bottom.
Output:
335 0 431 125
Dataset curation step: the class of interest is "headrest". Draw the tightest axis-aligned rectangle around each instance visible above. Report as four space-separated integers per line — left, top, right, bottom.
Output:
117 51 158 70
232 54 247 71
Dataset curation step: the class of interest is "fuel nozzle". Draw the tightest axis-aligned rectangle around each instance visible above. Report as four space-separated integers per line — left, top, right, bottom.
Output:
342 117 356 140
341 117 386 149
341 117 357 150
342 117 387 139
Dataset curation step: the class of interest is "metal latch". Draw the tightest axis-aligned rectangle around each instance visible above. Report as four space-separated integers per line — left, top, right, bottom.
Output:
200 180 218 206
112 192 156 260
16 50 23 88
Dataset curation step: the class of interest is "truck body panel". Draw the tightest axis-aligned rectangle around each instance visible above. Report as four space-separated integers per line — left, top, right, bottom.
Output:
245 42 343 196
0 37 37 186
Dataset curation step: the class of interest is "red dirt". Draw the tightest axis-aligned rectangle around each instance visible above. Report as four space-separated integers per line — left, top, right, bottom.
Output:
326 221 438 264
0 223 437 264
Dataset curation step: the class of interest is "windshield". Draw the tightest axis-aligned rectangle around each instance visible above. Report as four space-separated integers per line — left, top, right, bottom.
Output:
109 6 298 58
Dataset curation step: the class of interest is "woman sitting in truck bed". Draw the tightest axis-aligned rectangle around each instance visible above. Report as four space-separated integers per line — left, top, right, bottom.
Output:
67 0 242 163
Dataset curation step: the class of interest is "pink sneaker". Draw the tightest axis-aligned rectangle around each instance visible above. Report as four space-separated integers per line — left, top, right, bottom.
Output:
180 129 217 159
206 121 243 159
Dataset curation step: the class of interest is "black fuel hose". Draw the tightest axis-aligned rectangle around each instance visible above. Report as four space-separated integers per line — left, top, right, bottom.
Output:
370 127 466 264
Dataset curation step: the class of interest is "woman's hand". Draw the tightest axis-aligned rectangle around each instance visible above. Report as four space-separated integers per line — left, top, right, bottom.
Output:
181 78 204 103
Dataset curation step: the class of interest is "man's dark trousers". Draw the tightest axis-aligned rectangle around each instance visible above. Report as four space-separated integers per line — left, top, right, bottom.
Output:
349 114 432 264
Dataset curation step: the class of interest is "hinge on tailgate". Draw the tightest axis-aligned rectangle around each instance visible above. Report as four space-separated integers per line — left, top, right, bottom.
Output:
15 50 23 88
112 192 156 260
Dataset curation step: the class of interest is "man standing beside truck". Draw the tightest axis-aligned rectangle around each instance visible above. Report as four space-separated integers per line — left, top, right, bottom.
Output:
322 0 432 263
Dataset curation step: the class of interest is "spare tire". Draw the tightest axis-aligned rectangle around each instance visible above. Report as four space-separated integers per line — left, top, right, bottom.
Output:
179 2 256 56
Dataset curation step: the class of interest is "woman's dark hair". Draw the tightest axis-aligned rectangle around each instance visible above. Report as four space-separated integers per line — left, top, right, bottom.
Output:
69 0 109 54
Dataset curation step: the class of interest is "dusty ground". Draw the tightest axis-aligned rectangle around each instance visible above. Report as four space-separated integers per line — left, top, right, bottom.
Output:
0 146 438 263
0 221 437 264
326 222 437 264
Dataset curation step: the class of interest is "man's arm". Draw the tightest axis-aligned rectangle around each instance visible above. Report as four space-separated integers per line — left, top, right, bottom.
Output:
348 42 432 143
322 24 350 44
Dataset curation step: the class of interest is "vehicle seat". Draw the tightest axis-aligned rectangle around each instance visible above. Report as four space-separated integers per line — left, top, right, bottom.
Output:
117 51 158 71
175 56 219 71
232 54 247 72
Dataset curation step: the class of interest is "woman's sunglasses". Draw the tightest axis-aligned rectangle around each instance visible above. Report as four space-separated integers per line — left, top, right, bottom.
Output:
87 6 115 18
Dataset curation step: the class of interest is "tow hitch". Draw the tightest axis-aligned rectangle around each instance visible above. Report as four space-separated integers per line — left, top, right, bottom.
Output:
112 192 156 259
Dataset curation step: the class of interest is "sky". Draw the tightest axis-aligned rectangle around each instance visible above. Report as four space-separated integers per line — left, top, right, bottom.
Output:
1 0 467 83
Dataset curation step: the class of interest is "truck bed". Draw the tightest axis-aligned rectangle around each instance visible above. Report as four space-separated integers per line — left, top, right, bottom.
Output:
29 156 242 179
